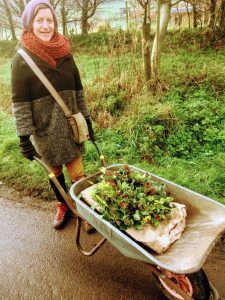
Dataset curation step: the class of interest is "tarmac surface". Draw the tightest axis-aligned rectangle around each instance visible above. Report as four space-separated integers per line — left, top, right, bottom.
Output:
0 182 224 300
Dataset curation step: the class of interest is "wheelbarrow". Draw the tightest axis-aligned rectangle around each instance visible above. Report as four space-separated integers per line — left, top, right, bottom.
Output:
35 144 225 300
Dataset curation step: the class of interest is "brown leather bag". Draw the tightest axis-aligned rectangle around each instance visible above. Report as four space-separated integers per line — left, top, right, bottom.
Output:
67 112 89 144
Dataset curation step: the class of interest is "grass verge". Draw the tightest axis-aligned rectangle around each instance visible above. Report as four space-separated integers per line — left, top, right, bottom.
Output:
1 111 224 204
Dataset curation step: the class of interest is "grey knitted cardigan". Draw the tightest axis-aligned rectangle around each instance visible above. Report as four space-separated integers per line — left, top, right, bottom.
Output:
11 48 89 166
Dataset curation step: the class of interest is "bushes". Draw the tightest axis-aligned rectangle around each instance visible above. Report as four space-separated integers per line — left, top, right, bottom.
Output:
117 99 175 161
73 36 225 163
70 27 225 56
118 85 225 160
163 28 225 51
163 87 225 158
0 40 17 58
69 30 140 55
0 28 224 58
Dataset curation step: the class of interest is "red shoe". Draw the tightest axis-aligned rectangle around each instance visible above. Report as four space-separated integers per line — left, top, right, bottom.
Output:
53 202 69 229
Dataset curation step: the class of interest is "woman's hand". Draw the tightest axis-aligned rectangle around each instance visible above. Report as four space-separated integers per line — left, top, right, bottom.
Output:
19 136 41 160
85 116 95 141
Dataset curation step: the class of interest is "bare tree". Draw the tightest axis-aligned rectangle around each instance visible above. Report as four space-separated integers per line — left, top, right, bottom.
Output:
0 0 17 40
174 0 206 29
60 0 68 34
9 0 26 16
134 0 173 81
74 0 105 34
206 0 216 29
151 0 171 79
7 0 28 30
182 0 225 31
151 0 160 79
218 0 225 31
183 1 191 28
48 0 79 35
192 0 198 28
135 0 151 82
49 0 61 10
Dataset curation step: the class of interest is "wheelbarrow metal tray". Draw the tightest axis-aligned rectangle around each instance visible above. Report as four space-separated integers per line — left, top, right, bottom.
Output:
70 164 225 274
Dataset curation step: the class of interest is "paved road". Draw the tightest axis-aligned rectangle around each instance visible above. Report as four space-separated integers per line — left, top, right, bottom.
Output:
0 185 224 300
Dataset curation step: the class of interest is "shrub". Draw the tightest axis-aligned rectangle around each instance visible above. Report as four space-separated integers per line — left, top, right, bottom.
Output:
163 87 225 158
0 40 18 58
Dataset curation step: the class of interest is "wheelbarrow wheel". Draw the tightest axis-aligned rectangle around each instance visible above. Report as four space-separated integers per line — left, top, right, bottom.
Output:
154 268 210 300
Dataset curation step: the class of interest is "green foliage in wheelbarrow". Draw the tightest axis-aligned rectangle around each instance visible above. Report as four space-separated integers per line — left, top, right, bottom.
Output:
91 165 174 231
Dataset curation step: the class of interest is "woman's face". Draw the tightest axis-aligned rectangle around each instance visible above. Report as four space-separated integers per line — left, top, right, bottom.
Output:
33 8 55 42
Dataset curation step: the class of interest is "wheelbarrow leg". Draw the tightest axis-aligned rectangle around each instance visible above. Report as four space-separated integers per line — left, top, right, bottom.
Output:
75 216 107 256
209 281 220 300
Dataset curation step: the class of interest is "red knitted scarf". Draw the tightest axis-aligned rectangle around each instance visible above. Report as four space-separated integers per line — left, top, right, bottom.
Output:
20 31 70 67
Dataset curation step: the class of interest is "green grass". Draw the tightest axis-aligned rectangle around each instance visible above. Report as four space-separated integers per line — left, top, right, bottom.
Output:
75 52 142 83
1 110 224 203
0 58 11 111
0 59 11 83
0 111 52 198
160 48 225 88
142 156 225 204
75 55 109 82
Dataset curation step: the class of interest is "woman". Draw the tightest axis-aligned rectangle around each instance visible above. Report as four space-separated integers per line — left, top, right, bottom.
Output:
11 0 95 232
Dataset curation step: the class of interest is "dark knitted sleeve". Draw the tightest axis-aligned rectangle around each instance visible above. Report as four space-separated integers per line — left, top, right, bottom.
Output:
11 54 34 136
73 61 83 91
73 59 89 117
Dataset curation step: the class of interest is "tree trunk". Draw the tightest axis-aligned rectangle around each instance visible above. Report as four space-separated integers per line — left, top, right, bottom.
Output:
2 0 17 40
142 1 151 82
126 0 129 31
219 0 225 31
207 0 217 29
81 0 89 34
61 0 67 35
81 18 89 34
152 0 161 79
142 23 151 82
18 0 25 14
151 0 171 79
192 1 198 28
185 2 191 28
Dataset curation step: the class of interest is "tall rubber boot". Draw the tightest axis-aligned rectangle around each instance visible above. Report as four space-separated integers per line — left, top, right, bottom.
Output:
49 173 69 229
50 173 67 204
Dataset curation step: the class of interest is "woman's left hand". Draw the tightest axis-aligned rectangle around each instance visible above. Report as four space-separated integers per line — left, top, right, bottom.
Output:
85 116 95 141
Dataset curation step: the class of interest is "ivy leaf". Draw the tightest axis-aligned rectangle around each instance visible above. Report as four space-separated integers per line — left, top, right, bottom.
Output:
133 210 141 220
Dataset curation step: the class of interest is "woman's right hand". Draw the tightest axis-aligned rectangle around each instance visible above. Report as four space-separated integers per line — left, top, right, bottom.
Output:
19 137 41 160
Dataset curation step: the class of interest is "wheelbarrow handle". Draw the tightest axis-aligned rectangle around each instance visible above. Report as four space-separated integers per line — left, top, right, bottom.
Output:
34 156 78 216
33 140 106 214
91 140 107 168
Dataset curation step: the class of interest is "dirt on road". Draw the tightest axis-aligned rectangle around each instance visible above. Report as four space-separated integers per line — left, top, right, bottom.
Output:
0 181 224 300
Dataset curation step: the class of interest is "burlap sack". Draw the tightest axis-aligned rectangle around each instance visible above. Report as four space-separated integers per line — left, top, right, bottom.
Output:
126 202 186 254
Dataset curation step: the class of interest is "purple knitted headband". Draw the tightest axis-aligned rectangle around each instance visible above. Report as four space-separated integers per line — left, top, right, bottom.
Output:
21 0 58 31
